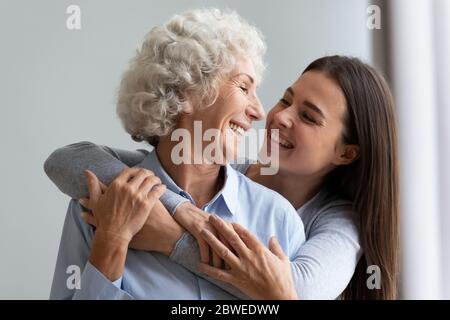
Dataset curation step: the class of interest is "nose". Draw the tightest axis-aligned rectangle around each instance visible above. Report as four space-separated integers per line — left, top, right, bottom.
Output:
273 106 293 129
246 94 265 121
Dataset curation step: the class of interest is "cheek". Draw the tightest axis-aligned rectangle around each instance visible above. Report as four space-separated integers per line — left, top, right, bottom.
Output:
287 128 335 170
224 91 246 113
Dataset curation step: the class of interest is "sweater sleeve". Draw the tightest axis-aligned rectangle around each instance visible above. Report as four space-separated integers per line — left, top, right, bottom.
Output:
290 204 362 299
43 141 188 215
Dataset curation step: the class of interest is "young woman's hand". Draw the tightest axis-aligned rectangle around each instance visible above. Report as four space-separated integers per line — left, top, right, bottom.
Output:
80 170 184 256
198 215 298 300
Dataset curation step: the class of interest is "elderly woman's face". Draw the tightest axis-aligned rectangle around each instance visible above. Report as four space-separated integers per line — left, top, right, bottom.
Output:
184 57 265 163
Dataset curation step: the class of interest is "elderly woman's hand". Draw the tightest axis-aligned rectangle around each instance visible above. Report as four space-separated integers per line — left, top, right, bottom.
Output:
83 168 165 243
198 215 298 300
80 170 184 256
172 204 228 268
80 168 166 281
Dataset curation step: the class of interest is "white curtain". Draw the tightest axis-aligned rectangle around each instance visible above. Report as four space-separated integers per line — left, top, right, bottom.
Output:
388 0 450 299
434 0 450 300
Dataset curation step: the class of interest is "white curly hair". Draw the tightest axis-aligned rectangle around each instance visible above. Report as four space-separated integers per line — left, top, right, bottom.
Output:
116 8 266 145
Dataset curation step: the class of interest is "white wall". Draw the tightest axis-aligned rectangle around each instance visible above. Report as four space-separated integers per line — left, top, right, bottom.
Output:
0 0 372 299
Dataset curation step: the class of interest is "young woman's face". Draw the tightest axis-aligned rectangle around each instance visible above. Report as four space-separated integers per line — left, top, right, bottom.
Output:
184 57 265 163
265 70 356 177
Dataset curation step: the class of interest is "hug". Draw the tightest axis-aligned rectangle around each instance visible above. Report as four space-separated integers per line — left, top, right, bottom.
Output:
44 8 399 300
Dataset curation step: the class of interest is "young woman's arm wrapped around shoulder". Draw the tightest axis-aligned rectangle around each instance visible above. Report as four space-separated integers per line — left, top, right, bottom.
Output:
44 141 361 299
43 141 189 215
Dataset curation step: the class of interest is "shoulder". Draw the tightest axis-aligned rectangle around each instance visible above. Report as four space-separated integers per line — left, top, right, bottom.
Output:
234 169 305 257
235 169 295 213
300 189 360 245
234 169 304 232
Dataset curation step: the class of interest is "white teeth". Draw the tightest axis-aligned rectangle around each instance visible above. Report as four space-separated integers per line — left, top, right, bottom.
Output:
229 122 245 136
271 133 293 149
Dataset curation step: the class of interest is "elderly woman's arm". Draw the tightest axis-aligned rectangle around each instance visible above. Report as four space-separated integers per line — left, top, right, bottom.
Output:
51 199 134 299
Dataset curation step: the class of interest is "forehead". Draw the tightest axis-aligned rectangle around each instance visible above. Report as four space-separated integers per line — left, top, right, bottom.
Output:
290 71 347 118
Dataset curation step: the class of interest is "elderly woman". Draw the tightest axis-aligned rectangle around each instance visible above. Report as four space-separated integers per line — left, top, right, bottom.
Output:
48 8 305 300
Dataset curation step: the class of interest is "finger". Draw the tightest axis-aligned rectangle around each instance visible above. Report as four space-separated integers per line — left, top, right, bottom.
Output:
268 236 287 260
200 229 240 269
84 170 102 204
139 176 163 196
80 211 96 227
114 167 144 183
199 263 236 285
232 222 263 252
217 234 232 267
79 197 92 210
212 246 223 268
98 180 107 193
129 169 156 189
147 184 166 200
211 225 225 267
197 239 210 264
208 215 249 258
219 234 234 254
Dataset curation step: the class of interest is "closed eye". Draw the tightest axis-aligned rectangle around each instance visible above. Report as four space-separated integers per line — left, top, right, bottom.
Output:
240 86 249 94
301 112 317 124
280 98 290 106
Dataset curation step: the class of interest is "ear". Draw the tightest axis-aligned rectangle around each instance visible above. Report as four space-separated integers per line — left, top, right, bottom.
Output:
178 91 194 115
333 144 360 166
181 102 193 115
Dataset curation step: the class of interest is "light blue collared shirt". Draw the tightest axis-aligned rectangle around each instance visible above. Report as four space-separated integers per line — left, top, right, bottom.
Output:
50 149 305 299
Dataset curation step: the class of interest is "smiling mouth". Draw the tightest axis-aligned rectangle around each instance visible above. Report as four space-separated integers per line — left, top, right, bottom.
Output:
229 121 246 136
270 131 294 149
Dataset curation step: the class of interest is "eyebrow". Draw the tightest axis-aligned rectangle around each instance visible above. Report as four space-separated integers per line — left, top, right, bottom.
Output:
285 87 325 118
234 73 255 84
304 101 325 118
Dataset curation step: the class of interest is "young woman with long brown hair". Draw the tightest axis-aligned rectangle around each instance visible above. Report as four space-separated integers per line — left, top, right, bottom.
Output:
45 55 399 299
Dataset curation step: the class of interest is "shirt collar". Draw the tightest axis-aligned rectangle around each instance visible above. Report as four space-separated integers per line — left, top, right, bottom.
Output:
218 164 239 215
137 149 239 215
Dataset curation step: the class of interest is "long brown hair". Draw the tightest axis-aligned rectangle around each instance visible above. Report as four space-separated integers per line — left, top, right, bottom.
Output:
303 56 399 299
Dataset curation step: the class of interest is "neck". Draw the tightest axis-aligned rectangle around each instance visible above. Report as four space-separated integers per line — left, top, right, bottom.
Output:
247 163 323 209
156 136 223 208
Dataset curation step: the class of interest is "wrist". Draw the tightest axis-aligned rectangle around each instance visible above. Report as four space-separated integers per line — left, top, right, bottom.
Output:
94 229 132 248
172 202 191 221
159 223 185 256
89 231 129 281
174 204 209 228
272 286 298 300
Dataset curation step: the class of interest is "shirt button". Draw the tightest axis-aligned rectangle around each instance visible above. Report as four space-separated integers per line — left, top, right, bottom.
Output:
179 191 189 199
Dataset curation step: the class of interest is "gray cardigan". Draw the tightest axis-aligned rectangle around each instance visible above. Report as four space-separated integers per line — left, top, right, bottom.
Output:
44 141 361 299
